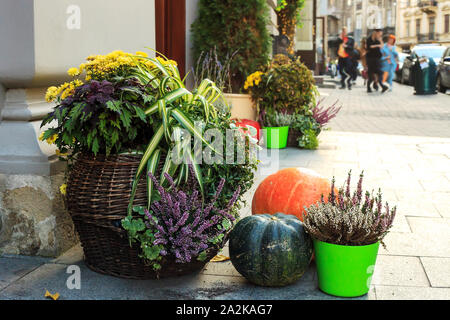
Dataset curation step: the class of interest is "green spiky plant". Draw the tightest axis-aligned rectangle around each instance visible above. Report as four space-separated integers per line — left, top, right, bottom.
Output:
126 53 225 215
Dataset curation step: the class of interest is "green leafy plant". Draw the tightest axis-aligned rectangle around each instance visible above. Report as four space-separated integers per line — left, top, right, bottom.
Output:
126 53 231 214
191 0 272 92
261 111 294 127
246 54 317 114
192 47 237 94
290 112 320 149
40 79 154 157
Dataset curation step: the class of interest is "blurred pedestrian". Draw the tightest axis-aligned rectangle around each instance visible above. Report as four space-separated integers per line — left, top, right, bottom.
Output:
337 27 356 90
380 34 399 91
366 29 388 93
359 38 368 85
350 43 360 84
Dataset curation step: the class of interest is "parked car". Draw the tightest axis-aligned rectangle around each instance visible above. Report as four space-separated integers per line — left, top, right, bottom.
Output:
400 45 446 85
437 46 450 93
395 52 408 82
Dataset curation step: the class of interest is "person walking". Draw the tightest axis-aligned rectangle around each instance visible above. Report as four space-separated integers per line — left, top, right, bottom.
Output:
366 29 388 93
359 38 368 85
380 34 399 91
350 43 360 85
337 27 356 90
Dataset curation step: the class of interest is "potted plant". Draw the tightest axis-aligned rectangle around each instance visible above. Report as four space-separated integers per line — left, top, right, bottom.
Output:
245 55 326 148
260 111 293 149
40 50 258 279
303 171 397 297
192 48 256 121
287 98 342 149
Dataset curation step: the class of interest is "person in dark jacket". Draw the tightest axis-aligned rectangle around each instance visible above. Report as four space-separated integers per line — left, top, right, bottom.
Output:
365 29 388 93
337 27 356 90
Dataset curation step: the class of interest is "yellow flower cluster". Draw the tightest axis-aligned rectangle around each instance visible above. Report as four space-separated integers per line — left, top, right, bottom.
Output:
59 184 67 196
67 67 80 76
244 71 264 90
45 50 178 103
39 132 58 145
73 50 178 80
78 50 139 79
45 80 83 102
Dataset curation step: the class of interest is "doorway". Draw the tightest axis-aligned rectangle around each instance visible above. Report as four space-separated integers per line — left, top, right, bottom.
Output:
155 0 186 76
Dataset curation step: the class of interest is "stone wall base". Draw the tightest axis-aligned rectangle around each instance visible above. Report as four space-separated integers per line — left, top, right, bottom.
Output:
0 172 78 257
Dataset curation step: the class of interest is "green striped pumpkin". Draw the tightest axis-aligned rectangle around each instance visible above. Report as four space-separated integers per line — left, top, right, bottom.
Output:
229 213 313 287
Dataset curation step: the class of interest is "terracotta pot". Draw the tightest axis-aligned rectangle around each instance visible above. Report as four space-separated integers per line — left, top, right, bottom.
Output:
223 93 256 121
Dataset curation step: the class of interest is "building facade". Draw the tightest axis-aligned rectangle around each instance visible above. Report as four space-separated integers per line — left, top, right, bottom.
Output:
396 0 450 50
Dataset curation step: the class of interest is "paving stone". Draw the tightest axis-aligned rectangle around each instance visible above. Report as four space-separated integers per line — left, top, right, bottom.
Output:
379 218 450 257
372 255 429 287
389 214 412 233
396 202 441 218
0 255 49 291
0 262 249 300
420 257 450 287
202 260 316 283
407 217 450 237
375 285 450 300
434 203 450 218
419 178 450 193
50 244 83 265
214 282 377 300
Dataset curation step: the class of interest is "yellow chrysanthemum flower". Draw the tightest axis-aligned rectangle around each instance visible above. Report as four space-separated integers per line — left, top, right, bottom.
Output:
45 86 58 102
46 134 58 145
244 71 264 90
67 67 80 76
135 51 148 57
59 184 67 196
38 132 45 141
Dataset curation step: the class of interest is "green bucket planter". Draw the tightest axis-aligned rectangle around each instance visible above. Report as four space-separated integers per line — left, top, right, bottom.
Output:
262 126 289 149
313 239 380 298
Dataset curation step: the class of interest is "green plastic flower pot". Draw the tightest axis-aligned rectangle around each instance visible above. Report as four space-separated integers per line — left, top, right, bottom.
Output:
313 239 380 297
262 126 289 149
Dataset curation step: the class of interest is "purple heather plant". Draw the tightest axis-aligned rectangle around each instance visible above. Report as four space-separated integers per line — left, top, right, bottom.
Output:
303 171 397 246
145 171 241 264
312 98 342 128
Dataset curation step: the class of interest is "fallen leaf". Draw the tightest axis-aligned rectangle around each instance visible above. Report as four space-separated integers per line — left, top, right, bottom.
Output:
211 255 230 262
45 290 60 300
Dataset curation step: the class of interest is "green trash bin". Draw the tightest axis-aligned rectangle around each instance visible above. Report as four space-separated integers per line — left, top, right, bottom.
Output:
413 57 437 95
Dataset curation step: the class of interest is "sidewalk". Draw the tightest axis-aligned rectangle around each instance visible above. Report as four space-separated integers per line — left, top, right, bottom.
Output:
1 80 449 300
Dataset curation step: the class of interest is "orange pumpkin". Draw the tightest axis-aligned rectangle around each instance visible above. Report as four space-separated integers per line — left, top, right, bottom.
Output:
252 168 333 221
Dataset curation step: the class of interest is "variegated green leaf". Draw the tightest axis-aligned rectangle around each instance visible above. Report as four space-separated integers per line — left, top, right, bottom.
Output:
128 124 165 215
144 88 191 115
171 108 222 156
159 152 179 188
186 149 204 197
146 148 161 209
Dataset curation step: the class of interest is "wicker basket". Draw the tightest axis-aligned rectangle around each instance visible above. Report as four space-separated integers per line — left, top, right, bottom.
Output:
67 153 219 279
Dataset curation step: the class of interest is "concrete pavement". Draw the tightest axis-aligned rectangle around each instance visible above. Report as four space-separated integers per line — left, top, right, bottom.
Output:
1 79 449 300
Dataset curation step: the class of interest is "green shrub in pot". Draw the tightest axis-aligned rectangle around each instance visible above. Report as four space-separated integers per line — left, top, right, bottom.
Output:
261 111 294 149
303 171 397 297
